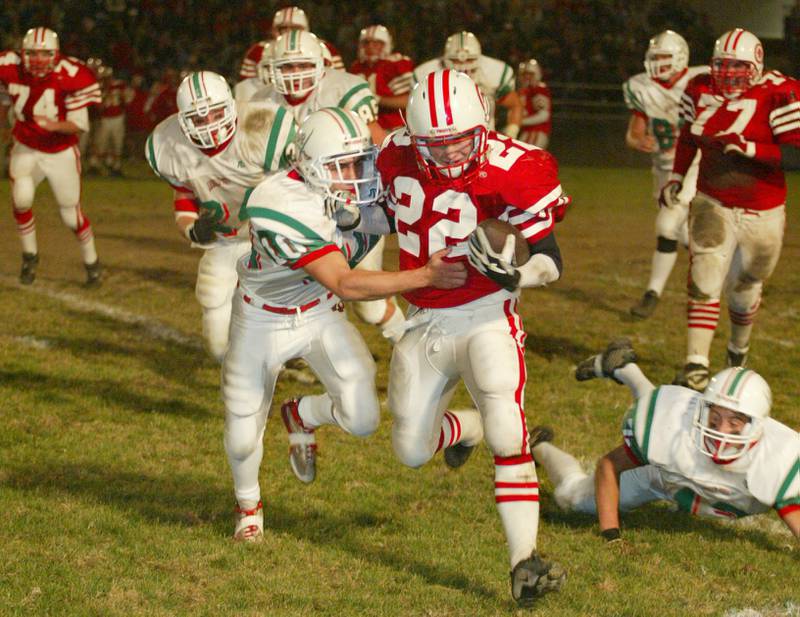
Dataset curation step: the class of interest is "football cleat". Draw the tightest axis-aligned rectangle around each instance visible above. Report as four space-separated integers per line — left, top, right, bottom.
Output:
280 398 317 483
629 290 659 319
510 551 566 606
84 260 103 288
673 362 710 391
529 425 554 450
233 500 264 542
726 346 748 368
19 252 39 285
443 442 475 469
575 338 637 383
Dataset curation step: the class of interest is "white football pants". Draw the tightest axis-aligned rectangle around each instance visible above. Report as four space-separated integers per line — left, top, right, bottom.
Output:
92 115 126 169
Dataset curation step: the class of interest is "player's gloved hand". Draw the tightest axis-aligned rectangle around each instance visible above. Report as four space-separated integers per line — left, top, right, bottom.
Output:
467 227 520 291
189 212 217 244
715 132 756 158
658 180 682 209
327 191 361 231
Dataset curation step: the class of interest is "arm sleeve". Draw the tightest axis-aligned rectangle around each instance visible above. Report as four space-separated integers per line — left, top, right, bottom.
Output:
769 82 800 147
517 231 562 287
63 65 102 111
248 206 338 270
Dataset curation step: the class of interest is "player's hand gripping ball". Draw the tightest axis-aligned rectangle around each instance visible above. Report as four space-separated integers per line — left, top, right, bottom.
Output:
467 219 530 291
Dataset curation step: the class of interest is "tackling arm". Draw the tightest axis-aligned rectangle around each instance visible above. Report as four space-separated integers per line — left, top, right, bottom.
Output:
625 113 657 153
595 445 642 540
781 509 800 540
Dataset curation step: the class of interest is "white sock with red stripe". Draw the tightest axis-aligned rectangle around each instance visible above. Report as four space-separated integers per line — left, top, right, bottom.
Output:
436 409 483 452
687 299 719 365
68 208 98 264
13 208 37 254
728 298 760 352
647 250 677 296
494 453 540 567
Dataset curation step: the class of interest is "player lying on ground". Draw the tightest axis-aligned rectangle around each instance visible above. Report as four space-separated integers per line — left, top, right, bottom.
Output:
531 339 800 543
222 107 466 542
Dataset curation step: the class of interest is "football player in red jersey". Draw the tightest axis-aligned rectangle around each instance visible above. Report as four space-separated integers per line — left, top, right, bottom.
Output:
89 65 131 176
372 69 568 606
517 58 552 149
349 25 414 131
0 27 103 286
663 29 800 391
238 5 344 81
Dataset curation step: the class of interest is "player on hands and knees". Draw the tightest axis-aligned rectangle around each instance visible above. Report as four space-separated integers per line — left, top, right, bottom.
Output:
624 31 707 319
0 27 103 285
222 107 465 542
366 69 569 605
667 29 800 390
536 341 800 543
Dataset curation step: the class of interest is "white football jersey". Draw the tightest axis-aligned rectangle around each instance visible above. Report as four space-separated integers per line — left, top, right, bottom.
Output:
145 102 296 244
413 55 516 129
238 69 379 126
234 77 263 107
238 170 379 307
623 385 800 520
623 66 708 170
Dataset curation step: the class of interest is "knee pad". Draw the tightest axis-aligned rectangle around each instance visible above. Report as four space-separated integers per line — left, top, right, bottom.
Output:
58 204 81 230
656 236 678 253
11 177 36 211
203 304 232 363
224 414 263 461
353 298 388 325
392 424 436 468
196 249 239 309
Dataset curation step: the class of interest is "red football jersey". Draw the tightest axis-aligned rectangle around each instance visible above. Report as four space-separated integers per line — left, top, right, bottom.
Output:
0 52 100 152
239 38 344 80
100 78 128 118
378 131 565 308
349 53 414 130
674 71 800 210
519 83 552 138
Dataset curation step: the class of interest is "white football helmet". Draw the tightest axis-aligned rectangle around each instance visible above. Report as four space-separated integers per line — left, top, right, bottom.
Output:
518 58 542 88
358 25 393 63
443 31 482 76
693 367 771 464
644 30 689 81
711 28 764 98
256 41 274 86
176 71 237 149
405 69 489 183
292 107 381 207
270 31 325 97
21 27 59 78
272 6 309 37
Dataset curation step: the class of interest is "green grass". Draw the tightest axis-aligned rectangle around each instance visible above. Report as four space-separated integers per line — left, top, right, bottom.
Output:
0 165 798 617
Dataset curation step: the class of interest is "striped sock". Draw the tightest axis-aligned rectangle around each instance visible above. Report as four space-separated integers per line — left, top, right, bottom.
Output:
436 409 482 452
729 299 760 352
13 208 37 254
495 453 540 567
687 300 719 363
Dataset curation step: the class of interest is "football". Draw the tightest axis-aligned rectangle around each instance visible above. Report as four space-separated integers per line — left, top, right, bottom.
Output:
476 218 531 265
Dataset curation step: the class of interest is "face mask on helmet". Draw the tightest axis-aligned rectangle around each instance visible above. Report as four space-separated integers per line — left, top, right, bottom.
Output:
177 72 237 149
692 367 771 464
293 108 382 208
405 69 489 184
711 28 764 98
443 32 481 77
270 31 325 97
21 27 60 78
358 25 392 63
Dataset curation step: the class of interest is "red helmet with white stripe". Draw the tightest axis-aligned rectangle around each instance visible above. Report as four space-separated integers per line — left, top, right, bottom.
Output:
272 6 309 37
358 25 392 63
176 71 237 149
21 27 59 78
711 28 763 98
405 69 489 184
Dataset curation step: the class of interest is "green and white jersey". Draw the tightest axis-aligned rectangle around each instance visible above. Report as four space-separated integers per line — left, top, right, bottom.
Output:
623 67 708 171
413 55 515 130
145 102 296 244
238 170 380 307
622 385 800 520
242 69 379 127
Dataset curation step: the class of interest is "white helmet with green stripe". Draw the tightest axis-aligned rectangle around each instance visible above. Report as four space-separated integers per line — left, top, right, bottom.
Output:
693 367 772 463
292 107 381 207
443 31 481 76
176 71 237 149
270 30 325 97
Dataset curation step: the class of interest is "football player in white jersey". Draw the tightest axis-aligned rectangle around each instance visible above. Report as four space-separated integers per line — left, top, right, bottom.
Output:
625 31 709 319
413 31 523 138
532 340 800 543
237 30 406 342
145 71 296 362
223 107 466 541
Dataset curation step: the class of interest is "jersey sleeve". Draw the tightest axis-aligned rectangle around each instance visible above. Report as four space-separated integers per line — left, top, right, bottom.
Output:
340 230 382 268
500 148 568 219
495 62 516 100
239 42 264 80
623 78 647 118
620 387 663 465
772 457 800 518
338 76 379 125
498 205 554 243
63 62 102 111
0 51 20 85
769 78 800 146
387 57 414 95
238 103 297 172
144 127 183 188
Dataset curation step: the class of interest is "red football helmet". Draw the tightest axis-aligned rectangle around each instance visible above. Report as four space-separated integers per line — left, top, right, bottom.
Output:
21 27 59 78
405 69 489 184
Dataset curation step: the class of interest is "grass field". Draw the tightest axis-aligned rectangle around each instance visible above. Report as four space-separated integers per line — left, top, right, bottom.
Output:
0 164 798 617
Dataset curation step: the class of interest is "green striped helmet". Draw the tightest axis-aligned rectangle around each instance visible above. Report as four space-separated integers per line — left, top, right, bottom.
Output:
692 367 771 463
270 30 324 96
443 31 481 75
292 107 380 207
176 71 237 149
